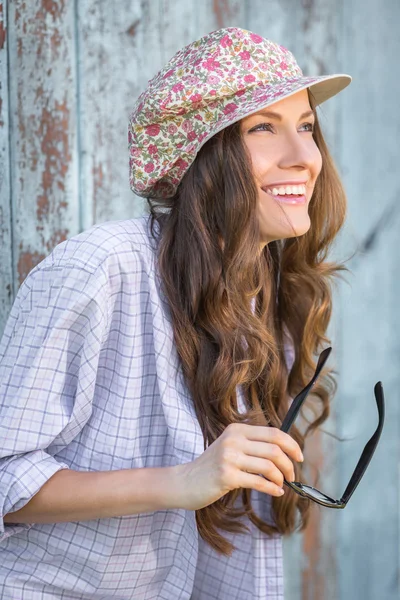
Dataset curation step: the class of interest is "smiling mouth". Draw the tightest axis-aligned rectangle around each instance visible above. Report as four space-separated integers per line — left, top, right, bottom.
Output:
261 188 307 205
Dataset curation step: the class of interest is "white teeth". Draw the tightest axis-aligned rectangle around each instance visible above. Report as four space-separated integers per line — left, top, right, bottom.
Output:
265 184 306 196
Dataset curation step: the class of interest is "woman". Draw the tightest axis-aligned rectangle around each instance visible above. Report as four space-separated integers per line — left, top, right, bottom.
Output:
0 27 351 600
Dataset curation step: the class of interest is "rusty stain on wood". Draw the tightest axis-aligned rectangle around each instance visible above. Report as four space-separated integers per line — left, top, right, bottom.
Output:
35 97 71 222
40 0 65 21
17 249 46 285
10 0 75 289
0 2 6 50
302 426 328 599
92 162 104 216
47 228 69 251
212 0 232 29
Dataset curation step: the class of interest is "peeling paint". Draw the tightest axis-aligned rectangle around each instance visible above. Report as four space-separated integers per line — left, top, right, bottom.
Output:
47 228 69 252
41 0 65 21
29 0 67 62
17 249 46 285
92 162 104 217
11 0 75 293
36 97 71 222
0 2 6 50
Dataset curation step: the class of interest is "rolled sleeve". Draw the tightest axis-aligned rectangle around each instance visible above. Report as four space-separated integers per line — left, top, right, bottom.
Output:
0 261 109 541
0 452 69 541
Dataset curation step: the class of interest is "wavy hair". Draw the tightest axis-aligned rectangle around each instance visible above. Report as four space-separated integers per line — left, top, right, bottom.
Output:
144 90 350 556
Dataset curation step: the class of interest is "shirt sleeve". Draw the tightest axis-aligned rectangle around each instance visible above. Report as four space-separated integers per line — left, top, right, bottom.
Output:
0 261 109 542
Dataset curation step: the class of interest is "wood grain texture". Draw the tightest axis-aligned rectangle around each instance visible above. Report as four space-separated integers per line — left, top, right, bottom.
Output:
76 0 246 229
76 0 145 229
244 2 344 597
335 0 400 597
6 0 78 295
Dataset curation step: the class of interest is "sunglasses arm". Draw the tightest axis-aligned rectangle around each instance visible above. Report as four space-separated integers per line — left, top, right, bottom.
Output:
280 347 333 434
339 382 384 505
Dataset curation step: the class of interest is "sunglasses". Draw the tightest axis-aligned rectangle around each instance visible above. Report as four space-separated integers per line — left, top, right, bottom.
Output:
280 347 385 508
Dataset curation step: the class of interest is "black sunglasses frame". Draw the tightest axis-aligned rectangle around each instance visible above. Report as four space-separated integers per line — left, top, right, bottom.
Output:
279 347 385 509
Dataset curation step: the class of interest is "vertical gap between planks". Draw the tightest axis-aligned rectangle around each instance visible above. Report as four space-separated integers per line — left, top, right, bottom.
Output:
73 0 83 233
336 0 346 593
159 0 164 63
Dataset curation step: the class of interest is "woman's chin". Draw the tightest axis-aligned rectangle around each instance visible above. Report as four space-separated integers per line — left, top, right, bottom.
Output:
260 221 311 244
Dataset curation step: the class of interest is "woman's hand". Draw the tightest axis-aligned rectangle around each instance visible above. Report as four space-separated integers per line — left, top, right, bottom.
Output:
175 423 304 511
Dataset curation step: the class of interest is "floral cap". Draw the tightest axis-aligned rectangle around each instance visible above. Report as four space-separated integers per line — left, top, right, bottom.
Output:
129 27 351 199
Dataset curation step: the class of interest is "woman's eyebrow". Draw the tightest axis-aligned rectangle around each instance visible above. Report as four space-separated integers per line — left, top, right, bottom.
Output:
248 109 315 121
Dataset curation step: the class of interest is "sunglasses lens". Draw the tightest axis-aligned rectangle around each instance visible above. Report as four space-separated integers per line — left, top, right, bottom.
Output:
287 481 337 504
301 484 336 503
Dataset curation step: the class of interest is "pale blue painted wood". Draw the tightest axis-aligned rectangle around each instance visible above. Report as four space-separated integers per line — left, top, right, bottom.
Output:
335 0 400 597
76 0 246 229
4 0 79 306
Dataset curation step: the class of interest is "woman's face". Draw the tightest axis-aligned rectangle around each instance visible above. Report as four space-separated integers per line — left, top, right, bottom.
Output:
240 89 322 249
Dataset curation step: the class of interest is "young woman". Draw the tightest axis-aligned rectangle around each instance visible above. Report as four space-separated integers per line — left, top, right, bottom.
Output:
0 27 351 600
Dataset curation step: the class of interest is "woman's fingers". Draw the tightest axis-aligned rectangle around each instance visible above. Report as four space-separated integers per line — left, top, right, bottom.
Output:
239 471 286 497
238 425 304 463
241 440 297 483
238 455 293 488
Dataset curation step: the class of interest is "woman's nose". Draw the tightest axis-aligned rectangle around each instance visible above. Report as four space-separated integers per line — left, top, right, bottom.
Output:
277 131 319 171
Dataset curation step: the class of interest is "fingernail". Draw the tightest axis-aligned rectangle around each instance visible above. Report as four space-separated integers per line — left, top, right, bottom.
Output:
298 452 304 462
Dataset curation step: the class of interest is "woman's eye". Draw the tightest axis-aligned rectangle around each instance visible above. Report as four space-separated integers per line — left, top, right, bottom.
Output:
301 122 315 132
250 122 315 133
251 123 274 132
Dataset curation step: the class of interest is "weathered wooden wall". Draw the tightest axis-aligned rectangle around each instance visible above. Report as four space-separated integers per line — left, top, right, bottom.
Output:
0 1 398 598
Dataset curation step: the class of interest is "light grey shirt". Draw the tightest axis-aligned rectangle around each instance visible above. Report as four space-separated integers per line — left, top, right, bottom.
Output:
0 214 294 599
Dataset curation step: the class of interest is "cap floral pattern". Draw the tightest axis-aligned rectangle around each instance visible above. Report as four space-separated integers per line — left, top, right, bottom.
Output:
129 27 351 199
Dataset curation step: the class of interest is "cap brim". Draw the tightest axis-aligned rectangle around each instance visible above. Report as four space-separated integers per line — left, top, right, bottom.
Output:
241 73 352 111
195 73 352 154
247 73 352 110
306 74 352 104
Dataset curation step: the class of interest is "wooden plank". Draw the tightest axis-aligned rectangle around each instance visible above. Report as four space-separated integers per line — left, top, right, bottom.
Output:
6 0 79 293
245 2 343 598
76 0 146 230
0 0 13 339
336 0 400 597
76 0 246 231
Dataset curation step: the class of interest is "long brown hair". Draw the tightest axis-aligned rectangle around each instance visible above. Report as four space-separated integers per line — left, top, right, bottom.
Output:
145 90 350 556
